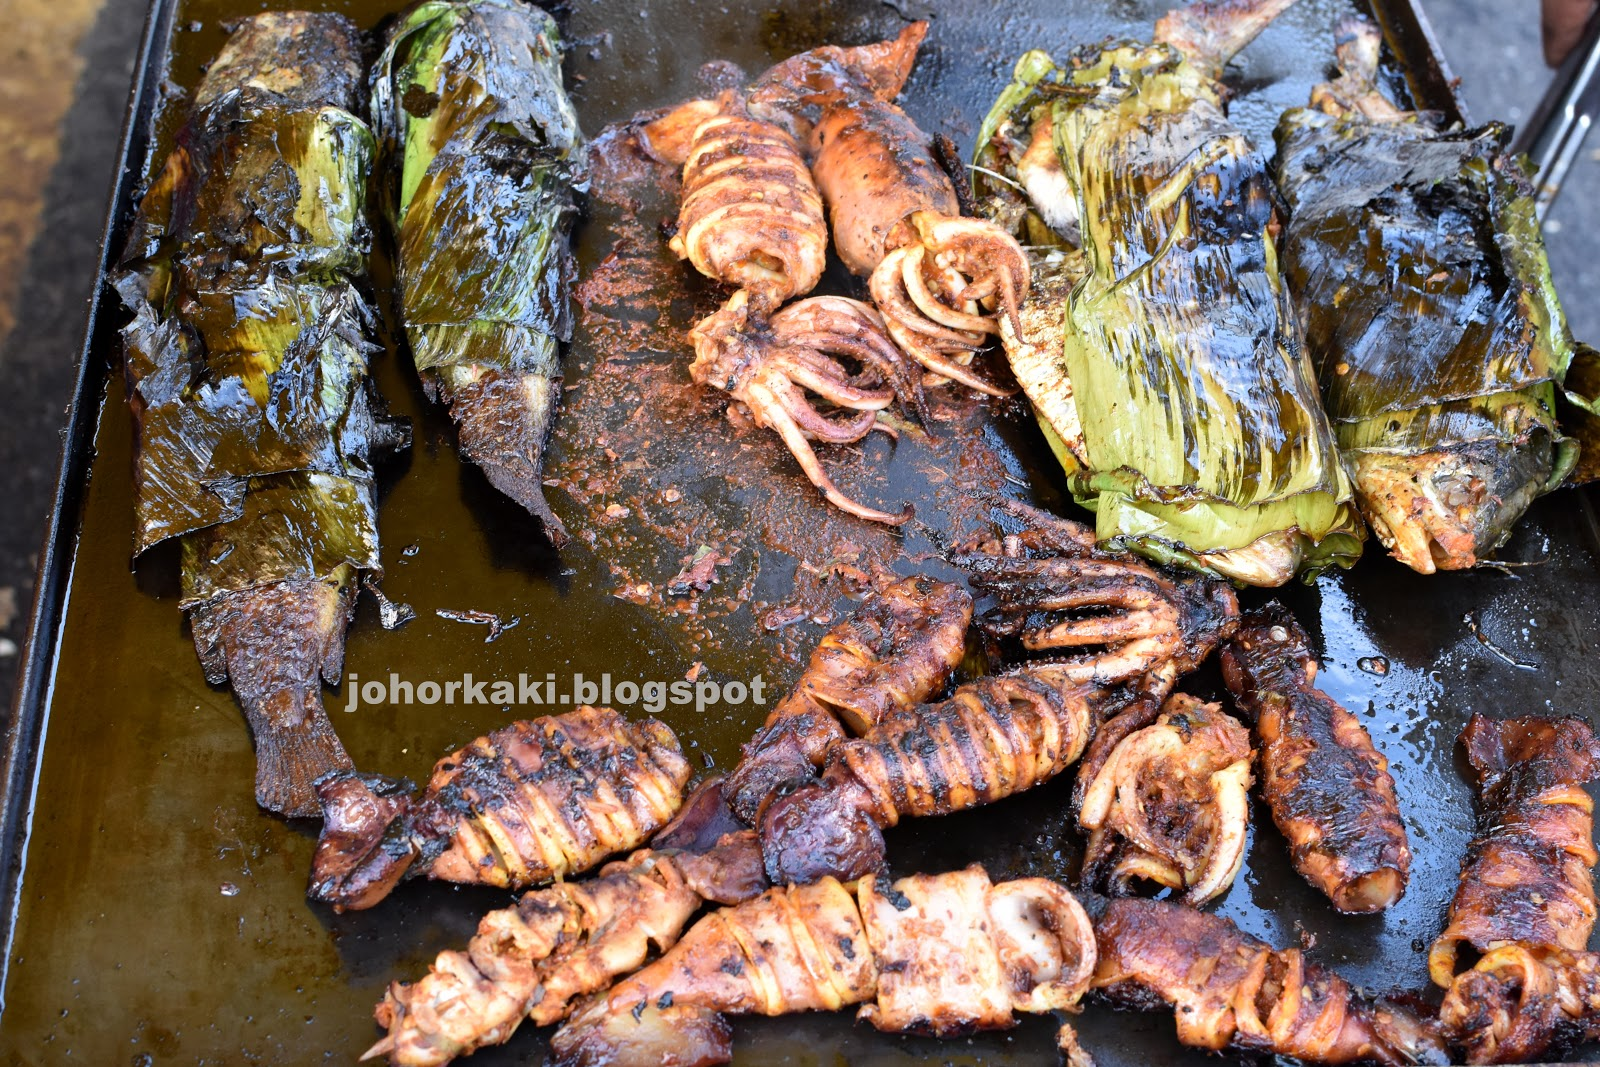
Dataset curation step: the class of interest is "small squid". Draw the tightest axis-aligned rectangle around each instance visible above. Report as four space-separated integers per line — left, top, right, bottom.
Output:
644 23 1029 524
749 23 1030 392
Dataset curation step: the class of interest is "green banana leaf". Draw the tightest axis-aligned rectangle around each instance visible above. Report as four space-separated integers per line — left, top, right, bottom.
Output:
372 0 583 380
1275 101 1593 567
975 46 1364 585
116 12 392 601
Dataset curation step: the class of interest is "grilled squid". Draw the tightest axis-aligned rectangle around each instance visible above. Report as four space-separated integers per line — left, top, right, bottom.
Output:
667 104 827 311
1439 944 1600 1063
649 94 918 525
1078 694 1252 905
756 506 1242 887
1427 715 1600 1062
750 22 1029 392
363 835 768 1066
759 661 1098 886
1429 714 1600 987
687 290 916 524
308 707 690 910
549 866 1097 1067
724 573 972 821
1221 605 1411 913
362 577 972 1064
954 500 1242 689
1094 898 1448 1065
650 87 922 525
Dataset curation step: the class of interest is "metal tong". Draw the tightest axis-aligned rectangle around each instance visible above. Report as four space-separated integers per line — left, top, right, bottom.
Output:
1512 8 1600 216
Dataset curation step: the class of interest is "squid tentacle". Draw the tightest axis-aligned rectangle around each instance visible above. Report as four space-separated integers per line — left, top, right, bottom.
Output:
689 292 915 525
950 502 1240 688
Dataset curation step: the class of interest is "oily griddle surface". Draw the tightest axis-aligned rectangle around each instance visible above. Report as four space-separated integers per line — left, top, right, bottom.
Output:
4 0 1600 1064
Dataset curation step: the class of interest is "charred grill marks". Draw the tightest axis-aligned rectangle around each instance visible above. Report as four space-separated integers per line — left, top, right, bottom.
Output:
548 866 1096 1067
1093 898 1445 1065
362 577 971 1062
309 707 691 911
1221 604 1411 913
1078 694 1253 905
1430 714 1600 1062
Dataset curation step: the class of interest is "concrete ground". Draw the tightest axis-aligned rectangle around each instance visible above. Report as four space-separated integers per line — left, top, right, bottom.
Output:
0 0 1595 723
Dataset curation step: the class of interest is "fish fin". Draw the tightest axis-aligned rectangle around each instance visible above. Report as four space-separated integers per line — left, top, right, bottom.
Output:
189 577 357 818
249 699 355 818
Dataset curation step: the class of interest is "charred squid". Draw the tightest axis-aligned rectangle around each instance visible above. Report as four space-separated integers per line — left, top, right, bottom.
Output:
1077 694 1253 906
550 866 1097 1067
361 576 972 1064
1095 898 1447 1064
645 23 1029 524
757 504 1241 887
743 23 1030 393
309 707 691 910
1221 605 1411 912
1432 714 1600 1062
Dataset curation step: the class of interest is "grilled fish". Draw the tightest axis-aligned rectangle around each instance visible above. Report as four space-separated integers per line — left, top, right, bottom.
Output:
973 0 1364 586
117 11 404 817
373 0 583 544
1275 17 1595 572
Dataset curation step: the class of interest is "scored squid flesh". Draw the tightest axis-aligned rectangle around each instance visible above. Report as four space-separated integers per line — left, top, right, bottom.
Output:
360 577 971 1065
750 22 1031 393
756 505 1242 888
548 866 1097 1067
667 102 827 312
309 707 691 911
1094 897 1447 1065
644 24 1033 523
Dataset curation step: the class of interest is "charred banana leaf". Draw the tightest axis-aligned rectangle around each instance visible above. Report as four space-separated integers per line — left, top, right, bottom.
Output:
117 12 404 817
373 0 583 544
973 1 1364 587
1274 19 1595 572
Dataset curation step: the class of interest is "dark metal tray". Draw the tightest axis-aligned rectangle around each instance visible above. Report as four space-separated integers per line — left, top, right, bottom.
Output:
6 0 1598 1063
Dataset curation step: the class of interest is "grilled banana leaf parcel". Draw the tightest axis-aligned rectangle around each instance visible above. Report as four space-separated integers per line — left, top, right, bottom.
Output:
973 2 1364 587
373 0 583 545
117 12 404 817
1275 19 1594 573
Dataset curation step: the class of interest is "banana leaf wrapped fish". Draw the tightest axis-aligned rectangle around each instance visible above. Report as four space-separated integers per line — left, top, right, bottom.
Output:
373 0 583 545
1274 19 1595 572
117 11 405 817
973 0 1364 587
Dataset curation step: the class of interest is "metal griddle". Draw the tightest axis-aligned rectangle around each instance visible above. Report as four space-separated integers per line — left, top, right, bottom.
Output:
4 0 1598 1063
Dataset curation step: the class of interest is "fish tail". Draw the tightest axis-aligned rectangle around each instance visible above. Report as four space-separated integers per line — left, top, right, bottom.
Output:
190 576 357 818
249 700 355 818
438 366 570 547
